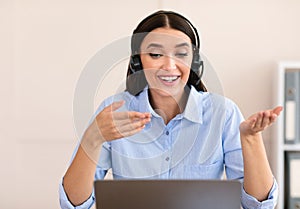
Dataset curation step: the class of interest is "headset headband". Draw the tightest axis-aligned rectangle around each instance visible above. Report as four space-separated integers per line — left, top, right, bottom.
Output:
132 11 200 52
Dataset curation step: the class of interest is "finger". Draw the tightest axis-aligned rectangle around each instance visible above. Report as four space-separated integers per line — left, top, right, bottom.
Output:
272 106 283 116
112 123 146 139
253 112 263 129
270 113 278 123
143 112 152 118
113 111 151 121
261 111 271 128
128 111 151 120
101 118 146 140
103 100 125 112
120 118 152 137
116 117 151 133
119 125 146 138
111 112 151 129
249 117 257 129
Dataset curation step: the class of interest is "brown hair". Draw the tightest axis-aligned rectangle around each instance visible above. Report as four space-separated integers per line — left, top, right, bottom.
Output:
126 10 207 95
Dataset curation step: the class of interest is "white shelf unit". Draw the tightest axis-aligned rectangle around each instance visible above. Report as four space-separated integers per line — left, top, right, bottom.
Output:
273 61 300 209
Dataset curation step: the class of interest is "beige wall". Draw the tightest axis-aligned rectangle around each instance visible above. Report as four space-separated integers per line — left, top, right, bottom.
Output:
160 0 300 161
0 1 16 208
1 1 159 208
1 0 300 208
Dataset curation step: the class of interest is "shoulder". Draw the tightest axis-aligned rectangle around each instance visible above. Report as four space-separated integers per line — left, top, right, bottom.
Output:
102 91 135 106
195 90 244 120
197 91 238 110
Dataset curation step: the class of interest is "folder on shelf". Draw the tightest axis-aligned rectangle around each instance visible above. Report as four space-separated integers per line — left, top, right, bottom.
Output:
284 70 300 144
285 152 300 209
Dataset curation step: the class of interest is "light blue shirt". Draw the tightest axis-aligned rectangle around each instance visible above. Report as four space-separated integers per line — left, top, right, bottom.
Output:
59 86 278 209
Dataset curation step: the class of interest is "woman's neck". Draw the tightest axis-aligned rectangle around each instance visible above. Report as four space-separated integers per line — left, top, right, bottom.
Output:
148 87 189 124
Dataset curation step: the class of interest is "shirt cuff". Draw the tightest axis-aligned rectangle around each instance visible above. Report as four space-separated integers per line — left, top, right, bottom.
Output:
59 179 95 209
241 178 278 209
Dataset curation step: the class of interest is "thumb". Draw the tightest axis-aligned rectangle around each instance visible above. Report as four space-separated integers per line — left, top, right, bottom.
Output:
109 100 125 112
272 106 283 116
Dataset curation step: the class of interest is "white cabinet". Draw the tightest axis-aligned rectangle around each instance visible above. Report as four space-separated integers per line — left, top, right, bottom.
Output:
273 62 300 209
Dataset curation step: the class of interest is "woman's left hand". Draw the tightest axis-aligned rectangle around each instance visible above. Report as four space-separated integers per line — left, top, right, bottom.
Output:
240 106 283 136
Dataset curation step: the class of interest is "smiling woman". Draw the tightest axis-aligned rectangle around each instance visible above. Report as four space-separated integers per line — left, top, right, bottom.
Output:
139 28 193 123
126 10 206 97
140 28 192 92
60 10 282 209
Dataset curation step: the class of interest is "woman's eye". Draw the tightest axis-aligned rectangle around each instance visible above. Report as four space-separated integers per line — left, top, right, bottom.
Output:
175 53 188 58
149 53 163 58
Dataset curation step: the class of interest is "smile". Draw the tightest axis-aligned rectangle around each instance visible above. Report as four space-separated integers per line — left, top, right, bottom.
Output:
158 76 180 83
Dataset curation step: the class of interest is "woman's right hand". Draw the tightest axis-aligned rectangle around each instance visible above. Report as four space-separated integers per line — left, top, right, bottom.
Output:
65 101 149 206
84 100 151 145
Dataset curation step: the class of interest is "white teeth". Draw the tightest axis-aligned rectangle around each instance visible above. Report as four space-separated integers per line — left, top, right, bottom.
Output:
160 76 178 82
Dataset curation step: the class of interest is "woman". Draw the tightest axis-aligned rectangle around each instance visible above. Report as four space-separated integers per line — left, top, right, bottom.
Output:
59 10 282 209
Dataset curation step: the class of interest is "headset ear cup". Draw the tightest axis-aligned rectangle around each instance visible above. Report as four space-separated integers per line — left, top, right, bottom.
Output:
130 55 143 73
191 50 202 74
191 49 204 85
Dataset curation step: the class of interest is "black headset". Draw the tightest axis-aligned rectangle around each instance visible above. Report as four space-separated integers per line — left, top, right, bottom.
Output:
129 11 204 85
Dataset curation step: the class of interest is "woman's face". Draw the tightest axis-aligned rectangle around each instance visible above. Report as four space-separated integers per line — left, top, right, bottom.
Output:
139 27 193 99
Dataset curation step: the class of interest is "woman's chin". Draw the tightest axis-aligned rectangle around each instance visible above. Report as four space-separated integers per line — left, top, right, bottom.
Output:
149 86 184 99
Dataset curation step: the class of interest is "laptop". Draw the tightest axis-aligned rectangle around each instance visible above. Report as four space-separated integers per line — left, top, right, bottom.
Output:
94 180 241 209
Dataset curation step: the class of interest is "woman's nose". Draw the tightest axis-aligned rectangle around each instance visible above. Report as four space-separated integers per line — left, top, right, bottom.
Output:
162 55 176 71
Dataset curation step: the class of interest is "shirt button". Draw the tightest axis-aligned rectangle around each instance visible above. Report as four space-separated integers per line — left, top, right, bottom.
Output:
165 157 170 161
166 131 169 135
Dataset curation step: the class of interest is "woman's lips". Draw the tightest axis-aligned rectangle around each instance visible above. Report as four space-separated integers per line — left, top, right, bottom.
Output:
158 75 180 86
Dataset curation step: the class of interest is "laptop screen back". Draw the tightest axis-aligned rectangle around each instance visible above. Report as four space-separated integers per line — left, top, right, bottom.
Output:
94 180 241 209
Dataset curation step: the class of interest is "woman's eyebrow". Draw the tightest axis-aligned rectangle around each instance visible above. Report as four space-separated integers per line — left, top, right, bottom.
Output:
147 43 163 49
175 42 190 48
146 42 190 49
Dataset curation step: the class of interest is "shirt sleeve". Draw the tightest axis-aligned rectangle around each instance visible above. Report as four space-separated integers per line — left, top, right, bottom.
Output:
59 97 114 209
222 99 278 209
58 142 110 209
241 178 278 209
59 179 95 209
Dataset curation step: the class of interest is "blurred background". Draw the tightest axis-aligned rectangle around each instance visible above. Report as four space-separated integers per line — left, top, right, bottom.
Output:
1 0 300 208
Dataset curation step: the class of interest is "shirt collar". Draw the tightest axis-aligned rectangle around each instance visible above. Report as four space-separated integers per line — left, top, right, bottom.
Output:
136 87 160 118
136 86 203 123
182 86 203 124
